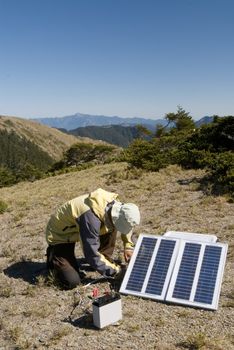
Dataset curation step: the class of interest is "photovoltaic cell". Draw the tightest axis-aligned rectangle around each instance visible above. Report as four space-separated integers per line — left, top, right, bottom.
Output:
194 245 222 304
126 237 157 292
172 243 201 300
146 239 176 295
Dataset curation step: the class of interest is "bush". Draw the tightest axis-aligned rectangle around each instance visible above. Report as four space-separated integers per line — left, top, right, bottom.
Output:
15 163 44 182
208 152 234 195
124 116 234 197
0 163 44 187
123 133 188 171
0 167 16 188
178 116 233 156
50 142 116 172
0 200 8 214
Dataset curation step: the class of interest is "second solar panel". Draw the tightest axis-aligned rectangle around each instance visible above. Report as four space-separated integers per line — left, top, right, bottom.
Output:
166 241 227 310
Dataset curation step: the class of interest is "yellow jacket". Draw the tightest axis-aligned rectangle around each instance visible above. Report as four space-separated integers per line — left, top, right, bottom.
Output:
45 188 133 276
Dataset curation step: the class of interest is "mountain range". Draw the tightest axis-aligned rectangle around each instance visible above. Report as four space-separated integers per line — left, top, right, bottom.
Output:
32 113 214 147
33 112 167 131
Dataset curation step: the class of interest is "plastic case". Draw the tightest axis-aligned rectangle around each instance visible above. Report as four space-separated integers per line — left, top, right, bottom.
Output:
92 293 122 329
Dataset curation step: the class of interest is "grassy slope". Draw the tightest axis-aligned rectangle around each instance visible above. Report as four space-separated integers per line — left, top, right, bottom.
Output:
0 115 101 160
0 162 233 349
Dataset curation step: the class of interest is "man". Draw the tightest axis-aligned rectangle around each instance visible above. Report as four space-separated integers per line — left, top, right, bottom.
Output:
45 188 140 289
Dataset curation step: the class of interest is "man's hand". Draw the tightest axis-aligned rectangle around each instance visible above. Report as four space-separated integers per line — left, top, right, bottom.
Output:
108 265 127 291
124 249 133 263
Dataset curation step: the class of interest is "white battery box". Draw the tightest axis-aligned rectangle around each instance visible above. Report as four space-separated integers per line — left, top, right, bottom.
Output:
92 293 122 329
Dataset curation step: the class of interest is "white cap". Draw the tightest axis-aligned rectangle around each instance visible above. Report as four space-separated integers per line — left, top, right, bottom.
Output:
111 201 140 235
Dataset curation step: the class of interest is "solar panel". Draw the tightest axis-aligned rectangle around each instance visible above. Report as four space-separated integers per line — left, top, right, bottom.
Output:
120 234 180 300
120 233 228 310
166 241 228 310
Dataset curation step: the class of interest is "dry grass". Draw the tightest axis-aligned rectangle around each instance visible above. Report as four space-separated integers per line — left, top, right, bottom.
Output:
0 162 233 349
0 114 111 160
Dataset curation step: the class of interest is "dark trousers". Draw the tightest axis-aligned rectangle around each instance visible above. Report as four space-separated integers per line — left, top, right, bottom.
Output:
46 231 117 289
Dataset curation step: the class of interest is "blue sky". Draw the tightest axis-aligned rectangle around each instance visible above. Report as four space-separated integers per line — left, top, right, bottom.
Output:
0 0 233 120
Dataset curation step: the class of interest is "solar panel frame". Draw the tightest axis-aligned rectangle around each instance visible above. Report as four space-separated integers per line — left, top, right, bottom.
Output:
164 231 217 243
166 240 228 310
120 234 181 300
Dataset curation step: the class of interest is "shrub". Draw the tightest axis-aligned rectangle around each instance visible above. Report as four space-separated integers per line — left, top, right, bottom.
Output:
208 151 234 195
50 142 116 172
124 116 234 197
123 133 188 171
0 199 8 214
15 162 44 182
0 166 16 187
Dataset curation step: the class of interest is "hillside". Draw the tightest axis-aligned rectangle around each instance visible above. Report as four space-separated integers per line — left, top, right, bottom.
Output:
69 124 145 147
0 115 80 160
0 128 55 179
0 115 118 187
195 116 214 128
0 163 233 349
